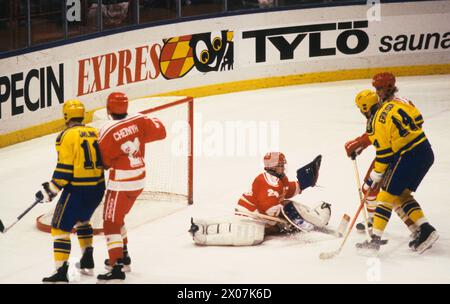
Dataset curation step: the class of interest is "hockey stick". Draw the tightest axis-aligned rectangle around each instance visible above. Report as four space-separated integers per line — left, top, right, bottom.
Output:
319 191 369 260
234 210 288 225
0 192 44 234
352 157 372 240
235 210 344 238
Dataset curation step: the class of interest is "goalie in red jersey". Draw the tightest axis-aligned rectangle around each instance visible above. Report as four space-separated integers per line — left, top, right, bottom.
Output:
189 152 332 246
97 92 166 282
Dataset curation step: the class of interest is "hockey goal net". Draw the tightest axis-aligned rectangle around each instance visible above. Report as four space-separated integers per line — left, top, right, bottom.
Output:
36 96 193 234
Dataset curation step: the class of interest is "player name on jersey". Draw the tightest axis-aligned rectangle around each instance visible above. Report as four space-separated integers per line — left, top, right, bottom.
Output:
113 124 139 141
79 131 97 138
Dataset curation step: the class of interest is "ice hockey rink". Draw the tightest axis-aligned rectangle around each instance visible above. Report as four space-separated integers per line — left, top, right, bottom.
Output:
0 74 449 284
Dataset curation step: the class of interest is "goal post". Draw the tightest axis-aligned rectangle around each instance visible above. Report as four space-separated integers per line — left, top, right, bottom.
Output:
36 96 194 234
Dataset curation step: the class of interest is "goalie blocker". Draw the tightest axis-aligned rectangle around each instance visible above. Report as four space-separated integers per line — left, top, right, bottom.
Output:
189 200 332 246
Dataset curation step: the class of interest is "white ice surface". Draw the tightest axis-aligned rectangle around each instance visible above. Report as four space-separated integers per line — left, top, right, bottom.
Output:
1 75 449 284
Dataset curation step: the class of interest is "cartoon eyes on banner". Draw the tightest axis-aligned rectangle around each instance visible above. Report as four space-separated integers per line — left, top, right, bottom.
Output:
200 50 209 64
212 37 222 51
159 31 234 80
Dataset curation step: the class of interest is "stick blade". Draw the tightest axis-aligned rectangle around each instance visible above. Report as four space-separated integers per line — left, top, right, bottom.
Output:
0 220 4 233
319 251 338 260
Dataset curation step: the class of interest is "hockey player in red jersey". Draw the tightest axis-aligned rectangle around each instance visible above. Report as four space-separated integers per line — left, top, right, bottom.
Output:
236 152 319 231
189 152 331 246
97 92 166 282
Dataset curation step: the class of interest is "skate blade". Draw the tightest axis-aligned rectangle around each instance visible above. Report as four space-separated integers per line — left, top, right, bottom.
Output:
104 265 131 273
96 279 125 284
79 268 94 276
75 261 95 276
43 281 69 284
417 232 439 254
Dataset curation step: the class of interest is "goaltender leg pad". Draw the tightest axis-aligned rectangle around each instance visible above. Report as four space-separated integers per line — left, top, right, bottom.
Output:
282 200 331 230
281 202 314 232
296 155 322 190
189 217 265 246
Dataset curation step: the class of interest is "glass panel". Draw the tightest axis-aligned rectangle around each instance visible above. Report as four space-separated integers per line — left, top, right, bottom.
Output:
181 0 224 18
67 0 100 38
101 0 135 30
139 0 176 24
0 0 28 52
278 0 342 7
228 0 274 11
30 0 64 45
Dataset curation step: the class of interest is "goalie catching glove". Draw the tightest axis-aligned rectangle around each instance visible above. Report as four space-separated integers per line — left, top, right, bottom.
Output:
296 155 322 191
37 181 60 203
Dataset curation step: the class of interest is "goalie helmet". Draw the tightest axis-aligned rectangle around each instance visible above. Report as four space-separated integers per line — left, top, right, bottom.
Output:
263 152 286 169
63 99 85 123
107 92 128 115
355 89 379 117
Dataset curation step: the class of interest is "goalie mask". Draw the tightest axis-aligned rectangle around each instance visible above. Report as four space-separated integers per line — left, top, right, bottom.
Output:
263 152 287 178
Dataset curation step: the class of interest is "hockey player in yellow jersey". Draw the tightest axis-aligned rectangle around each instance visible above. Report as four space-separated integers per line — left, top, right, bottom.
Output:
37 99 105 283
352 72 438 255
345 91 420 239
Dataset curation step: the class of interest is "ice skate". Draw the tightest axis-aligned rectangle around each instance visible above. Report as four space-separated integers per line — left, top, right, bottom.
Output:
408 229 420 250
76 246 94 276
42 262 69 284
356 235 383 256
188 217 200 236
97 260 126 283
104 250 131 273
410 223 439 254
356 220 372 233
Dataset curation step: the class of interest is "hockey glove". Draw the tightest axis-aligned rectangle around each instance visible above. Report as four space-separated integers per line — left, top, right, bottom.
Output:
362 170 383 197
296 155 322 191
344 133 371 159
37 182 59 203
362 160 381 201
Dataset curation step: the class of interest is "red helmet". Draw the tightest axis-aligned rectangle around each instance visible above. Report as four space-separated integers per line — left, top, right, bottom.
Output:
372 72 396 91
107 92 128 115
263 152 286 169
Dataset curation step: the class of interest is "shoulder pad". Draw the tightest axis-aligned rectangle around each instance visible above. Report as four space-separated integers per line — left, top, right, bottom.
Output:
56 128 69 145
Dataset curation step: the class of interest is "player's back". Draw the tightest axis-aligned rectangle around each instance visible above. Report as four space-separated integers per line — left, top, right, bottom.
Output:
54 125 104 187
99 113 166 170
369 96 426 155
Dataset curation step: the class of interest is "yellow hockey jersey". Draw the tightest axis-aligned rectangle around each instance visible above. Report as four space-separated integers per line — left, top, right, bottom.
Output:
367 96 426 174
51 124 104 189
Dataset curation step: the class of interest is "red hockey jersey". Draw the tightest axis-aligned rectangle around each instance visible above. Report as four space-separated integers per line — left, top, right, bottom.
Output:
98 113 166 191
237 172 300 216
